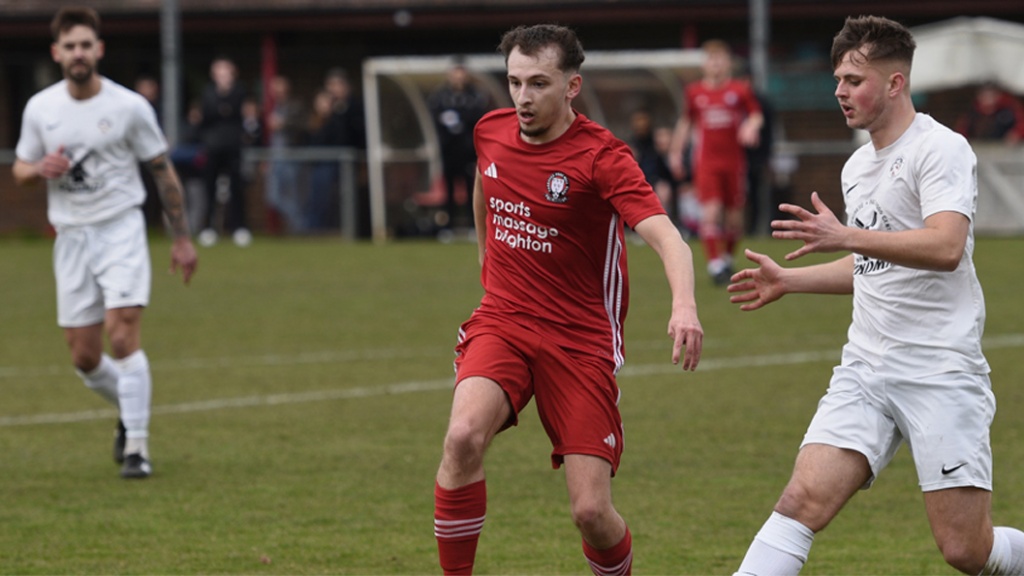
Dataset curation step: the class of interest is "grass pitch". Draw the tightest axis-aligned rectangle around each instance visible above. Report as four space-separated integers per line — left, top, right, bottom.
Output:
1 234 1022 574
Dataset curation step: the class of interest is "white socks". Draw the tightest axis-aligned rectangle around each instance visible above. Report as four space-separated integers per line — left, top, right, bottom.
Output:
735 512 815 576
77 350 152 457
736 517 1024 575
116 350 151 457
77 353 121 406
983 527 1024 575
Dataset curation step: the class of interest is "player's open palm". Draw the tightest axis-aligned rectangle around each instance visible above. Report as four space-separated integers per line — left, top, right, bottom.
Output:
727 249 786 311
772 192 848 261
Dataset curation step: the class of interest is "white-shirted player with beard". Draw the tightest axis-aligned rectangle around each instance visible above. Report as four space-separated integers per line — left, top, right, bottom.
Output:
13 6 197 479
727 15 1024 575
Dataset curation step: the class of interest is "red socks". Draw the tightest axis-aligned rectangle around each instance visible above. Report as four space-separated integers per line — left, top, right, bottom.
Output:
701 231 722 263
725 230 738 258
434 480 487 575
437 479 631 575
583 527 633 576
703 229 740 265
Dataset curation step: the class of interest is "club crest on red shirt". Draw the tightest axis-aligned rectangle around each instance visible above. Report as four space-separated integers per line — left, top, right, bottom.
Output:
545 172 570 203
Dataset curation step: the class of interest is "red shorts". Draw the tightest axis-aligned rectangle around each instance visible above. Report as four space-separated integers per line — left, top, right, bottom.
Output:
453 312 625 474
694 163 746 209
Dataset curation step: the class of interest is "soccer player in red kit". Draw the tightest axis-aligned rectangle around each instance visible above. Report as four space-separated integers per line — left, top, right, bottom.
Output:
433 24 704 575
669 39 763 285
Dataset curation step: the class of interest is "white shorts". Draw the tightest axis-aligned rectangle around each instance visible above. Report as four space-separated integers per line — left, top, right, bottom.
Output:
802 361 995 492
53 210 151 328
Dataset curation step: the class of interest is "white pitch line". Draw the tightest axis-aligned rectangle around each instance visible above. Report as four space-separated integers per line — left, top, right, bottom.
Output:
2 334 1023 428
0 346 440 379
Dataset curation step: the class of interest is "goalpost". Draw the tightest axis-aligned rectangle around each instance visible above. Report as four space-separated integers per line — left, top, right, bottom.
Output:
361 49 705 242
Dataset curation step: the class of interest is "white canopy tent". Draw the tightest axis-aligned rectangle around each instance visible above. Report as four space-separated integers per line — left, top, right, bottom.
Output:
910 16 1024 95
910 17 1024 235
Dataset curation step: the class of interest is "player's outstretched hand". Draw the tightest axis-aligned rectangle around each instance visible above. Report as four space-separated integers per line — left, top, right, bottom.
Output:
668 310 703 371
727 249 786 311
170 237 198 285
771 192 848 261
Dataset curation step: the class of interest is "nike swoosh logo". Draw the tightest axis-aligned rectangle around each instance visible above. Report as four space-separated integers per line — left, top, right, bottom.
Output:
844 183 859 195
941 463 967 475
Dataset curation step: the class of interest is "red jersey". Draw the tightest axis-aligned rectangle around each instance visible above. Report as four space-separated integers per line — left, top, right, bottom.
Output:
685 78 761 168
472 109 665 371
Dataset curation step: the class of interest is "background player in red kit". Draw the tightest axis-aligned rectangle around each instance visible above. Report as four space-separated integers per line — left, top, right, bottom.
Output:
432 24 704 575
668 39 763 285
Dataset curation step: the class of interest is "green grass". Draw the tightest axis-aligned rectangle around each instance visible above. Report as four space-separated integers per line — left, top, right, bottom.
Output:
1 235 1023 574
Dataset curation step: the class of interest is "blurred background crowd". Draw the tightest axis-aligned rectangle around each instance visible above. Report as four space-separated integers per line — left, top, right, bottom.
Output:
1 0 1022 242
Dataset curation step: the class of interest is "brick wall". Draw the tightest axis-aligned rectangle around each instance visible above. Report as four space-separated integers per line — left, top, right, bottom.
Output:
1 170 51 237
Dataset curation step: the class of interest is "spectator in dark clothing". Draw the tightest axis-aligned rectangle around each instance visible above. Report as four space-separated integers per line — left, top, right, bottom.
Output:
322 68 365 149
305 68 366 231
956 82 1024 145
266 75 307 234
172 100 208 234
629 108 677 222
427 59 490 235
745 91 775 235
134 75 162 126
306 89 339 230
241 97 263 148
197 56 250 247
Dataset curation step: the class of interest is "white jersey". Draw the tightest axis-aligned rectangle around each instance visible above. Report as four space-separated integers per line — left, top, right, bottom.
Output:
15 77 167 226
840 113 989 377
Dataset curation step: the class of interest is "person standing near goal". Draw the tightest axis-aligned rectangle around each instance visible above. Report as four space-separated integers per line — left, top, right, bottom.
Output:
13 6 197 479
432 24 704 575
728 15 1024 574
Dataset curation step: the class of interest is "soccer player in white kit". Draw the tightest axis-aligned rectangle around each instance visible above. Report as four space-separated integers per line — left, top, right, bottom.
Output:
13 7 198 479
727 16 1024 575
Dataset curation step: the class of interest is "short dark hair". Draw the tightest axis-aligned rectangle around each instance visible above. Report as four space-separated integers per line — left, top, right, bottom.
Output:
702 39 732 56
830 15 916 70
51 6 100 42
325 67 349 84
498 24 585 73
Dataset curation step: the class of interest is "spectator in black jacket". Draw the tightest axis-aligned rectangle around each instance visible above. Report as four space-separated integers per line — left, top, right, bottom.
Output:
197 56 250 247
427 58 490 236
305 68 366 231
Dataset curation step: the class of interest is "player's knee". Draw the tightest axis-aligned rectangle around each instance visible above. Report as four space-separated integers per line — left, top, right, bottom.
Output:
937 537 988 574
570 499 614 536
106 324 141 358
70 350 101 373
774 484 832 532
107 338 136 359
106 309 142 356
442 420 488 464
571 505 601 536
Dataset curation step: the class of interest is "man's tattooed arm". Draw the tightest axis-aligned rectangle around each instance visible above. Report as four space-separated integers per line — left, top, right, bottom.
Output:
146 154 191 238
